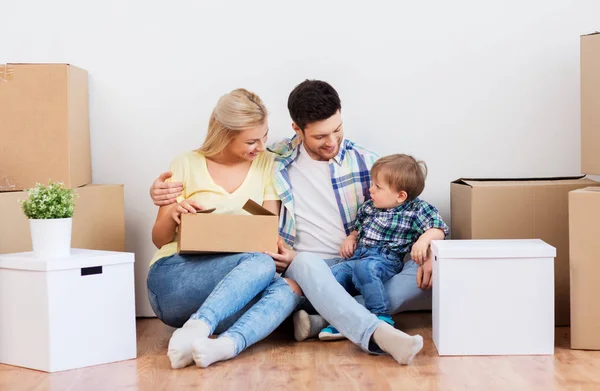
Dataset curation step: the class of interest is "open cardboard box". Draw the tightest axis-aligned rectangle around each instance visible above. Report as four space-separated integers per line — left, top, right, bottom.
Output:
177 199 279 254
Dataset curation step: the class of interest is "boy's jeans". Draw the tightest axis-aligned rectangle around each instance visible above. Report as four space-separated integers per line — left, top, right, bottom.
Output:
330 246 403 316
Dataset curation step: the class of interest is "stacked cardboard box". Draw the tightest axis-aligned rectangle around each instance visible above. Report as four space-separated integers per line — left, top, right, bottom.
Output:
451 176 596 326
568 33 600 350
0 63 125 254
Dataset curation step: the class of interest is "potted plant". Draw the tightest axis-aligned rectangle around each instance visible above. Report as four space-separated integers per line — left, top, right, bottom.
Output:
19 181 78 258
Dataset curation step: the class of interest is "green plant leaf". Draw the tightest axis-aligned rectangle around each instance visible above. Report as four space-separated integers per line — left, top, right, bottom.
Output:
19 181 78 219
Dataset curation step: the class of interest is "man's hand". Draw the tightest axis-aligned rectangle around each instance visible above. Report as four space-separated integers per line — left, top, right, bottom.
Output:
416 258 433 290
171 200 205 224
340 235 357 259
265 237 297 273
410 237 430 265
150 172 183 206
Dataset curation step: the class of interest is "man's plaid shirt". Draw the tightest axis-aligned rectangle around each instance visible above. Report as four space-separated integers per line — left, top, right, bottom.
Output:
269 136 378 247
355 199 449 258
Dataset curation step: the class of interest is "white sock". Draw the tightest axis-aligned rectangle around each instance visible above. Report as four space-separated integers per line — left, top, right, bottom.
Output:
372 322 424 365
167 319 211 369
293 310 329 341
192 336 235 368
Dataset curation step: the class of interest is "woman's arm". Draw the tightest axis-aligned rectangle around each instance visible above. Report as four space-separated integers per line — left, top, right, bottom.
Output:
152 204 178 248
152 199 206 248
262 200 281 216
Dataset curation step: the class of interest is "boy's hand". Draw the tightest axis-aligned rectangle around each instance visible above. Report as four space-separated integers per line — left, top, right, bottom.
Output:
411 237 430 265
340 235 357 259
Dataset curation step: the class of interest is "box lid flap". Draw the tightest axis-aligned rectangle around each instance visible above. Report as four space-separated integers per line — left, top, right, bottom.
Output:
0 249 134 271
452 175 590 188
431 239 556 259
242 199 275 216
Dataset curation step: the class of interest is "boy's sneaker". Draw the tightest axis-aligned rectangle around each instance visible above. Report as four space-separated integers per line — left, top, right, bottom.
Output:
318 315 394 341
378 315 395 326
318 325 346 341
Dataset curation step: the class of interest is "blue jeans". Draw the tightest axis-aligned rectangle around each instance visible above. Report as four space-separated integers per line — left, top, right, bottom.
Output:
147 252 301 356
331 246 403 317
285 252 431 353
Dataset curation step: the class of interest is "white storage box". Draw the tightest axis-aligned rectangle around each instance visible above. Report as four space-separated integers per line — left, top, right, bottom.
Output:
432 239 555 356
0 249 137 372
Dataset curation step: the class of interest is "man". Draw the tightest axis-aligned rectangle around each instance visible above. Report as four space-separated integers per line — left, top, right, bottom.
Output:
150 80 433 364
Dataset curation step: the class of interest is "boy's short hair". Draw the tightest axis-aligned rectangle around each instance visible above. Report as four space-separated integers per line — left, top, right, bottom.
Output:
371 154 428 201
287 80 341 131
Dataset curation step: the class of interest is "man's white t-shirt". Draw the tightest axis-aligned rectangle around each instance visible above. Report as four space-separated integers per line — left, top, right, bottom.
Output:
287 144 347 259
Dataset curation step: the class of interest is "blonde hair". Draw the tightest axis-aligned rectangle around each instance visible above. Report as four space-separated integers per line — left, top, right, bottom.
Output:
197 88 268 157
371 154 428 201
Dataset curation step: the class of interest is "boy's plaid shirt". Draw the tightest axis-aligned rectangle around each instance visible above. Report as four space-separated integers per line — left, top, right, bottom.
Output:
355 199 449 258
269 136 378 247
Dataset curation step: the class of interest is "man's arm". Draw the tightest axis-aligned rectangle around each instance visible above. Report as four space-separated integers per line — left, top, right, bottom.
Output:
416 260 433 289
150 172 183 206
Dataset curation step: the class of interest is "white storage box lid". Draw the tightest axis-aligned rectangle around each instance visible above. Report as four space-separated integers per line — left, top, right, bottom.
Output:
431 239 556 259
0 249 134 271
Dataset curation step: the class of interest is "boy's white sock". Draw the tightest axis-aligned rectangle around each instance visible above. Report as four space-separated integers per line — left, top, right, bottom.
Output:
167 319 211 369
192 336 236 368
372 322 423 365
293 310 329 341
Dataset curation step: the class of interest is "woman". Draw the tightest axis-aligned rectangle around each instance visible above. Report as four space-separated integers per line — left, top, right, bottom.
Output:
148 88 302 369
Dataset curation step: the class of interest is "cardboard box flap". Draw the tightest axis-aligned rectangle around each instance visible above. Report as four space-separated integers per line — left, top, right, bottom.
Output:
453 175 588 188
242 199 275 216
582 32 600 36
571 187 600 194
4 62 76 66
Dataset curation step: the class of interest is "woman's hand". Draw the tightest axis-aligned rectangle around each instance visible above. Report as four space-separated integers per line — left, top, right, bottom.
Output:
171 199 205 224
265 237 297 273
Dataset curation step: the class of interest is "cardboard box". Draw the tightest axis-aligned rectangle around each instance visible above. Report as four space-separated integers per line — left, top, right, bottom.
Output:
0 185 125 254
178 200 278 254
581 33 600 175
432 239 555 356
451 176 597 326
0 63 91 191
569 187 600 349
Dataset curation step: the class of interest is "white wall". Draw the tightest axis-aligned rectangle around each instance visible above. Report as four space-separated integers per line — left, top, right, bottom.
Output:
3 0 598 316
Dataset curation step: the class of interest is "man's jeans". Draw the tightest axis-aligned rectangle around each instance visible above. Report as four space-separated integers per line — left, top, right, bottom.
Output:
330 246 403 316
284 252 431 353
147 252 301 356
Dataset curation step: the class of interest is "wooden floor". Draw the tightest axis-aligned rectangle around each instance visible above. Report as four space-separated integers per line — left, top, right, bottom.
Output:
2 313 600 391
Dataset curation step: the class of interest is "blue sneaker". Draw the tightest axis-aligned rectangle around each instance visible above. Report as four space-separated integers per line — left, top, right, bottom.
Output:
377 315 395 326
319 325 346 341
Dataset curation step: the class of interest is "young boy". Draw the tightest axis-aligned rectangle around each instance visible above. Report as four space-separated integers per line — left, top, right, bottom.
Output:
319 154 449 340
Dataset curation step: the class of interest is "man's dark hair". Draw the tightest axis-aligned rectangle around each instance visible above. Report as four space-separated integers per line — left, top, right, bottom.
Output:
287 80 342 131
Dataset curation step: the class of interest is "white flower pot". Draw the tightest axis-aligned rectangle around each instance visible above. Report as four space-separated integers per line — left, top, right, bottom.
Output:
29 218 72 259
